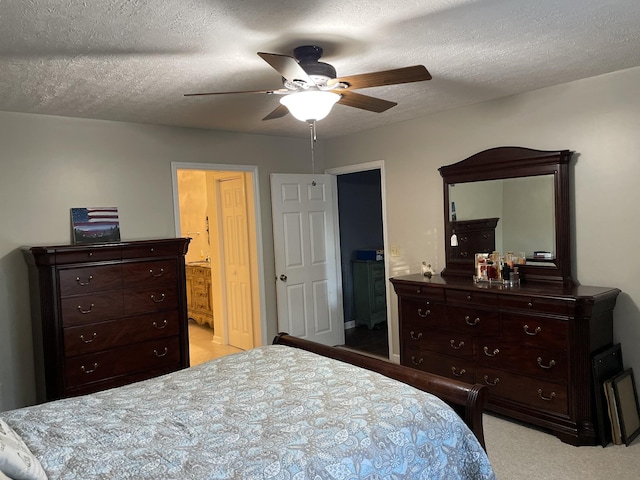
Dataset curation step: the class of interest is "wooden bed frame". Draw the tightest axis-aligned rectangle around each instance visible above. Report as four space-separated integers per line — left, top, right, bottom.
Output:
273 333 488 449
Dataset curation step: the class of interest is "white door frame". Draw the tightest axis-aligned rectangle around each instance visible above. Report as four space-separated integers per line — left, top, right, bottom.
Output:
171 162 268 347
325 161 397 364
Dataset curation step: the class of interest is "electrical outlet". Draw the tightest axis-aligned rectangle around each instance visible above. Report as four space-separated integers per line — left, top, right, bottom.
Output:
390 246 400 257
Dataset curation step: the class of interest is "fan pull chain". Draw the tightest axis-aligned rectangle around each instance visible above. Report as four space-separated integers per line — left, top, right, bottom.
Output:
309 120 317 185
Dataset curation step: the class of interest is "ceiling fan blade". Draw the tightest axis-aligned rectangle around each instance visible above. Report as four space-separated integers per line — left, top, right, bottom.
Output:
337 91 397 113
184 88 288 97
257 52 315 86
329 65 432 90
262 104 290 121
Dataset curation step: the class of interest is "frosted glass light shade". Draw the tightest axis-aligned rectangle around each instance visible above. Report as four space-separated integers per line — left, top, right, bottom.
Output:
280 91 341 122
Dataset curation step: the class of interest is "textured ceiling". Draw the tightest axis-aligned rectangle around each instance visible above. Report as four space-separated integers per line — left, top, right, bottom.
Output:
1 0 639 139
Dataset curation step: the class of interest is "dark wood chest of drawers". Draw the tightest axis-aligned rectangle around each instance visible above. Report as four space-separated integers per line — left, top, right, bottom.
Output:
390 273 620 446
23 238 191 402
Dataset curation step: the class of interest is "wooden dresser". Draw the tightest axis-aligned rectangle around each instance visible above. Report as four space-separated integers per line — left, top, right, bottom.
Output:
448 218 498 266
185 262 214 328
353 260 387 329
390 274 620 445
23 238 191 402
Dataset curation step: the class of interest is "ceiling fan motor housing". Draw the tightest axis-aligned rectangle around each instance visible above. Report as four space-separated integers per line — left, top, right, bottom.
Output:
294 45 336 84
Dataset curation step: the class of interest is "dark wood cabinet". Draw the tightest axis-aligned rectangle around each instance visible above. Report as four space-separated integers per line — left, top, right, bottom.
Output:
23 238 191 402
448 217 499 266
390 273 620 446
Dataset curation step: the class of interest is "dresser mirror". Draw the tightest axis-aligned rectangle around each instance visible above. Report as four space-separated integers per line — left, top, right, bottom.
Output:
439 146 574 285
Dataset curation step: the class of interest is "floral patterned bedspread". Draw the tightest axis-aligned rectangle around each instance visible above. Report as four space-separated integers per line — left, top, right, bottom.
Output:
2 345 495 479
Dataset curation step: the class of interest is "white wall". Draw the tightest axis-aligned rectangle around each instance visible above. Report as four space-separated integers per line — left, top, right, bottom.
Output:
324 66 640 378
0 112 315 410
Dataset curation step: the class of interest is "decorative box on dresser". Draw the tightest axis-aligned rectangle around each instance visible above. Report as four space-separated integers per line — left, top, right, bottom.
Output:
390 274 619 445
23 238 191 402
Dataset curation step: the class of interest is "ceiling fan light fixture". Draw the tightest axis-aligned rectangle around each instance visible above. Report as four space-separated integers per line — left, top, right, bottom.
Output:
280 91 341 122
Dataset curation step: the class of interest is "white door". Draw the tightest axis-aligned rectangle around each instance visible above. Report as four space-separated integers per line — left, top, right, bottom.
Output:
220 176 254 350
270 173 345 346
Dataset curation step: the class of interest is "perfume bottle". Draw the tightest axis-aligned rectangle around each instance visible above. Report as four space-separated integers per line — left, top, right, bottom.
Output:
451 202 457 221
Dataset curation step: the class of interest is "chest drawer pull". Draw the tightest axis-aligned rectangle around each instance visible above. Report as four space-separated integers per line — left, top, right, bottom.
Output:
154 347 169 357
151 293 166 303
451 367 466 377
75 275 93 286
537 389 556 401
77 303 95 314
153 319 168 329
417 308 431 318
410 356 424 366
81 363 98 374
150 268 165 278
537 357 556 369
483 346 500 357
410 331 422 340
465 315 480 326
80 332 97 343
483 375 500 386
450 339 465 350
524 325 541 335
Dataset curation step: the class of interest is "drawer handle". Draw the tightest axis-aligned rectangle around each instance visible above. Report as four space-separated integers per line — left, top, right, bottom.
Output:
449 339 465 350
75 275 93 286
410 356 424 366
466 295 472 301
465 315 480 326
80 332 97 343
527 302 534 308
451 366 466 377
417 308 431 318
77 303 95 314
537 357 556 369
483 346 500 357
459 251 469 258
523 325 541 336
81 363 98 374
410 331 422 340
483 375 500 386
154 347 168 357
537 389 556 401
150 268 165 278
151 293 166 303
153 319 168 329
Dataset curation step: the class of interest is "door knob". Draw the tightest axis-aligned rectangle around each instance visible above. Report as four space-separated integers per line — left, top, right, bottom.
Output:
279 274 288 282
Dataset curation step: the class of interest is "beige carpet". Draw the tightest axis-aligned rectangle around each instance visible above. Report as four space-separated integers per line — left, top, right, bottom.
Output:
485 413 640 479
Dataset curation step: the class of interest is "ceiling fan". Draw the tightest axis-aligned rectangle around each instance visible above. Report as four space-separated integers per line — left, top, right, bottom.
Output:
184 45 432 122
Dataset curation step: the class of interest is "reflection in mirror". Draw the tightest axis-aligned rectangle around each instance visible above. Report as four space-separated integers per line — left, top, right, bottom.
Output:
449 175 555 262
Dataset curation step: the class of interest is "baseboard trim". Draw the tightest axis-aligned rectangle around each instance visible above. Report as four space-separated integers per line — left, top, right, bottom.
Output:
344 320 356 330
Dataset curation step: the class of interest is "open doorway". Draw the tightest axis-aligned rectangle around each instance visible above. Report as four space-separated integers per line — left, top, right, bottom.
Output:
172 163 266 366
329 163 390 359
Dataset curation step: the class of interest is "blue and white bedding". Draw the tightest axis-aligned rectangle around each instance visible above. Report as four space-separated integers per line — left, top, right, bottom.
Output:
2 345 495 479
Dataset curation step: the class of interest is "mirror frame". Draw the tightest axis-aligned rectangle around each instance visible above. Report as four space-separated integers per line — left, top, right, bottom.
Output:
439 146 574 285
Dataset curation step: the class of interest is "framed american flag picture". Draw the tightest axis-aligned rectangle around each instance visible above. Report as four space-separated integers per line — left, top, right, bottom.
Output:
71 207 121 244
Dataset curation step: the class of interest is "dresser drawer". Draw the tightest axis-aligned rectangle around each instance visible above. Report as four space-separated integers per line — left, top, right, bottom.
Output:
447 289 498 306
399 298 447 328
122 259 178 287
402 348 475 383
409 329 474 359
61 291 124 326
64 337 181 388
123 286 179 315
499 294 572 315
63 311 180 356
59 264 122 296
54 247 122 265
393 283 445 301
501 313 568 350
477 366 568 415
474 341 567 382
448 305 500 335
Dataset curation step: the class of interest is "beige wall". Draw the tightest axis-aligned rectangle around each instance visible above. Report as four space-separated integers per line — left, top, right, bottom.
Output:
0 112 314 410
324 66 640 378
